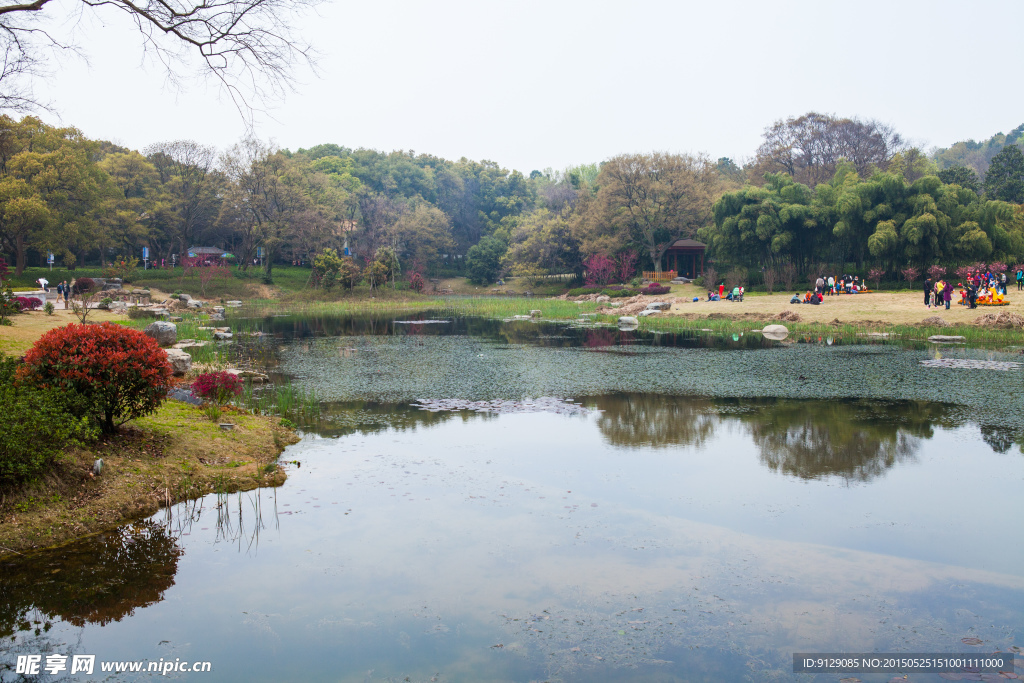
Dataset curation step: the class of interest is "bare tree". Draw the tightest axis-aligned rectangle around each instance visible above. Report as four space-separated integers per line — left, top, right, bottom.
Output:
0 0 320 114
146 140 220 260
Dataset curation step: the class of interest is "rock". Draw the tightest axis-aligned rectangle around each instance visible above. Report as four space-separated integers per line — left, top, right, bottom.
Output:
163 348 192 376
213 331 233 340
109 301 128 311
168 386 202 405
225 368 269 383
92 458 103 476
595 295 611 303
178 293 192 302
168 316 183 323
226 300 243 307
209 313 226 321
173 339 210 350
761 324 789 340
928 335 966 343
921 316 951 327
618 316 639 326
530 309 542 318
131 288 150 295
646 301 672 311
143 321 177 347
187 299 204 308
638 309 660 317
213 306 225 314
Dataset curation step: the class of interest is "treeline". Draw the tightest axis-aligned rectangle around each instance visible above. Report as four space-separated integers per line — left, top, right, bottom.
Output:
2 112 1024 287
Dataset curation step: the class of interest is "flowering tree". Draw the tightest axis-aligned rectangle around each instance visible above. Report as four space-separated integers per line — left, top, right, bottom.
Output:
926 265 946 280
901 266 919 287
989 261 1007 274
584 254 616 287
868 268 885 289
616 251 638 283
182 256 232 297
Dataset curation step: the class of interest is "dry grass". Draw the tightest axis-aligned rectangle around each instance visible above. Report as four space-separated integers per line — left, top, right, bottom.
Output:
650 284 1022 327
0 401 299 558
0 308 129 356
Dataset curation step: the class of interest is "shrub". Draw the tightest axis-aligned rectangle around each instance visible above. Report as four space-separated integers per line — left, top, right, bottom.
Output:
19 323 172 433
0 382 96 485
14 296 41 311
640 283 670 295
72 277 96 295
191 371 243 405
43 301 54 315
408 272 425 293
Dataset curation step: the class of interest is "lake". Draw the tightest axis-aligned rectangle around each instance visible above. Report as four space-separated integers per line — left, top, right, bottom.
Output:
2 313 1022 682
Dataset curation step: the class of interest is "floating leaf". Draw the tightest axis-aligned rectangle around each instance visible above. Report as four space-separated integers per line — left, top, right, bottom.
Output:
962 637 984 645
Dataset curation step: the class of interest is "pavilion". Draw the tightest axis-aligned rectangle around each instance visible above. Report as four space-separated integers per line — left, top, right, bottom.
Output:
664 239 706 279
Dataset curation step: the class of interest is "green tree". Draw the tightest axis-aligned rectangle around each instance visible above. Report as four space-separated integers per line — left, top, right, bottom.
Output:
937 165 980 193
983 145 1024 203
465 235 506 284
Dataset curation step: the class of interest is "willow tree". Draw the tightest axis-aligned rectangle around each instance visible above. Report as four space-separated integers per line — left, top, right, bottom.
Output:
591 152 715 273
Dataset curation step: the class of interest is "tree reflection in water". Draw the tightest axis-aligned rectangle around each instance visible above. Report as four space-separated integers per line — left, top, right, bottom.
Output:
589 394 975 483
0 521 181 637
589 393 717 449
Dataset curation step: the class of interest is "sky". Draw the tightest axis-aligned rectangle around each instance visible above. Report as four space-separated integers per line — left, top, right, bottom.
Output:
32 0 1024 173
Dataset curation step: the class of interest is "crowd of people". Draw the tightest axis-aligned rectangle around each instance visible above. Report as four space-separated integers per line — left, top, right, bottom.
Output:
950 270 1013 309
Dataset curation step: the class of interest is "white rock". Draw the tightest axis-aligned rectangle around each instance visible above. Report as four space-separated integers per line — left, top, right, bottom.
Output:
163 348 192 376
761 324 789 340
530 309 541 318
213 331 233 341
618 316 639 326
638 309 660 317
646 302 672 311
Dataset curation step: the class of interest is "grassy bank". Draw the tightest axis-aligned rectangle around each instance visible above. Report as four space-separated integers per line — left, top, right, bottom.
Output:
233 293 1024 347
0 401 299 559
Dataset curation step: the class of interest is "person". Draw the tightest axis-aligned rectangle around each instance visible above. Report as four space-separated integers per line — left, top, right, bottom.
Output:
1017 267 1023 291
826 275 835 295
55 281 64 305
739 285 744 301
730 285 741 301
790 292 802 304
924 277 932 307
1000 271 1007 294
37 277 48 292
942 280 952 310
967 281 978 309
62 280 70 308
815 276 824 294
808 292 820 305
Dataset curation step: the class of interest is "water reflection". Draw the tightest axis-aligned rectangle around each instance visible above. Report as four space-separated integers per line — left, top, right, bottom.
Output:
0 521 180 637
586 394 974 482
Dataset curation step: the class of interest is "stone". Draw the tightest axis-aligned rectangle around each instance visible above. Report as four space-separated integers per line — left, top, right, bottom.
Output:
163 348 192 376
168 386 202 405
921 316 950 327
178 293 192 302
173 340 210 350
226 300 243 307
761 324 789 341
225 368 269 383
209 313 226 321
646 301 672 311
530 310 542 318
187 299 204 308
143 321 177 347
595 295 611 303
928 335 966 343
638 309 660 317
167 316 183 323
213 306 225 314
213 331 233 340
618 316 639 326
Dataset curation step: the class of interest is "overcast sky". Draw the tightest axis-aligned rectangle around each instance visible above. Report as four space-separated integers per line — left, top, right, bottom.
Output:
35 0 1024 173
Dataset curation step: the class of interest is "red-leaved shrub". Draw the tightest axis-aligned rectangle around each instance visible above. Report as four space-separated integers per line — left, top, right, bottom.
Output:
640 283 670 295
584 254 616 287
191 371 243 405
14 296 41 311
19 322 172 433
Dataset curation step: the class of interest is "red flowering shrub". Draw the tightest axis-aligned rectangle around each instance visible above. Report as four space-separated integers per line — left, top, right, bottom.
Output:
72 277 96 295
19 322 172 433
408 272 425 293
191 371 243 405
584 254 616 287
14 296 41 311
640 283 670 295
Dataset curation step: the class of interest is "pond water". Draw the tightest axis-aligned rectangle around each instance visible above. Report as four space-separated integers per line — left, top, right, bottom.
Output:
2 313 1023 682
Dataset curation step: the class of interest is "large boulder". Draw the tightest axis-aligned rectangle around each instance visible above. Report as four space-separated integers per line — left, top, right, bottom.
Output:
143 321 177 347
646 301 672 311
163 348 192 376
761 324 789 341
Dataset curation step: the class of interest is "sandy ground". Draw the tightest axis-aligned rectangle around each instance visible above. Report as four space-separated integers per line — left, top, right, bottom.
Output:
655 284 1023 326
0 308 129 356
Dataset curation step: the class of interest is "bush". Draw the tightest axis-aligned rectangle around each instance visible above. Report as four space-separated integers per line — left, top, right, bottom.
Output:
14 296 41 311
0 383 96 485
19 323 173 433
191 371 243 405
640 283 670 295
43 301 54 315
409 272 425 293
601 288 636 298
72 277 96 295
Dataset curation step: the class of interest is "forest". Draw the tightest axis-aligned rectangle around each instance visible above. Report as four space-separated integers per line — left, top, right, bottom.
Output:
1 111 1023 288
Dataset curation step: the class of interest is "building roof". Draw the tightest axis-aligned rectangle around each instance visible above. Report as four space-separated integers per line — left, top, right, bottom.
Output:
667 239 706 249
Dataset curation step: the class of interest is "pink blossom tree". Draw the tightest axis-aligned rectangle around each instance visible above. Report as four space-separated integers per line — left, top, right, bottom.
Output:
584 254 616 287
